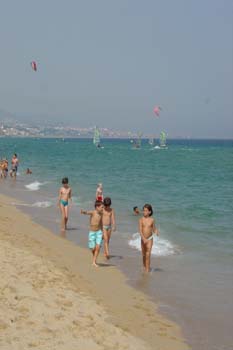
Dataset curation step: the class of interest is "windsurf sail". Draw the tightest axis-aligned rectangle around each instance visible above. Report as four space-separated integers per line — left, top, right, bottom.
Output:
148 137 154 146
128 131 134 144
159 131 167 148
133 132 142 149
93 127 101 147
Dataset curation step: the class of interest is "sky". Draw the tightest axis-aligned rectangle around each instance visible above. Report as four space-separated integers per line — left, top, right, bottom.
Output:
0 0 232 138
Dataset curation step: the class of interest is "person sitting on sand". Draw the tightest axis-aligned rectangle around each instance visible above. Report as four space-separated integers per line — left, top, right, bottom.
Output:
81 200 104 267
58 177 72 231
139 204 159 273
102 197 116 259
133 206 140 215
96 183 103 201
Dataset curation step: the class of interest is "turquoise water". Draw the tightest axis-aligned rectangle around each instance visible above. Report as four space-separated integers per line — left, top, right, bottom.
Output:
1 137 233 349
1 138 232 256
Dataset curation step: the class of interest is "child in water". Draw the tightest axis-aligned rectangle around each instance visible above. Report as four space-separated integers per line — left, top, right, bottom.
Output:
133 206 140 215
139 204 159 272
58 177 72 231
81 200 104 267
26 168 32 174
102 197 116 259
10 153 19 178
96 183 103 201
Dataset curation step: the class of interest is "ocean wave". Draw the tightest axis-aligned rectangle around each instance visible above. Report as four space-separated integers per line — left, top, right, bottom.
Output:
25 181 47 191
32 201 52 208
128 232 179 256
180 148 200 152
11 201 52 208
11 202 29 207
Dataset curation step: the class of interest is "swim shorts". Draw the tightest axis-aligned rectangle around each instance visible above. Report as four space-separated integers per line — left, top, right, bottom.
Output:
88 230 103 249
11 166 17 172
103 225 112 230
60 199 68 207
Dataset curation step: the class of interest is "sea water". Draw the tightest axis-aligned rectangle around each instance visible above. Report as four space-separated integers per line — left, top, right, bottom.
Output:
0 137 232 350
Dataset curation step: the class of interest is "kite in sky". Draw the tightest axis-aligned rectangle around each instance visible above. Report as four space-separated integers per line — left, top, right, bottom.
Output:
30 61 37 71
153 106 162 117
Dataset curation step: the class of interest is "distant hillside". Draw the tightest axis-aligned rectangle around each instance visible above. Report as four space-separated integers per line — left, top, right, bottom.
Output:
0 108 18 124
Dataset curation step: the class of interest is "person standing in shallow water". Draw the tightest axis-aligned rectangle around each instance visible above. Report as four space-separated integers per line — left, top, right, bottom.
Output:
102 197 116 259
58 177 72 231
10 153 19 178
139 204 159 272
96 183 103 201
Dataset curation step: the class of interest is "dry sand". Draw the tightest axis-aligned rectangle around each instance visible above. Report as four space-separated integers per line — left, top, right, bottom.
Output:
0 194 189 350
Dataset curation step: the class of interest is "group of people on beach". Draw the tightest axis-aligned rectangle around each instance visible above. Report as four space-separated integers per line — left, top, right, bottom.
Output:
0 153 19 179
0 153 32 179
58 178 159 272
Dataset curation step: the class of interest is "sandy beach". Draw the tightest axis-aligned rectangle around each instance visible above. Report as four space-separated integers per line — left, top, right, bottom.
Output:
0 194 189 350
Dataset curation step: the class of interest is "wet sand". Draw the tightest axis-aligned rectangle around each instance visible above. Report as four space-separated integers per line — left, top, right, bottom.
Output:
0 194 189 350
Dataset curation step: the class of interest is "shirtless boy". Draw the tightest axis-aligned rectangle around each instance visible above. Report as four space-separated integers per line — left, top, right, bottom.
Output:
58 177 72 231
139 204 159 272
81 200 104 267
10 153 19 178
0 159 8 178
102 197 116 259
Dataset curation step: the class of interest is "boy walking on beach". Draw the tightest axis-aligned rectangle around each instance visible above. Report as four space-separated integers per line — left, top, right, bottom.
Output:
103 197 116 259
139 204 159 272
81 200 104 267
58 177 72 231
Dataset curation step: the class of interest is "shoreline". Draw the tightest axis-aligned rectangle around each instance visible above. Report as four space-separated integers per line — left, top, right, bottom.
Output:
0 193 189 350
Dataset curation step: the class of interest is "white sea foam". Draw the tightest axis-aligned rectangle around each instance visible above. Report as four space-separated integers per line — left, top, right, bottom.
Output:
32 201 52 208
11 201 52 208
25 181 47 191
180 148 199 152
128 233 178 256
11 202 29 207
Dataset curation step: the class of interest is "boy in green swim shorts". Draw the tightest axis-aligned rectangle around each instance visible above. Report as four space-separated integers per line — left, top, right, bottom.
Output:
81 200 104 267
58 177 72 232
